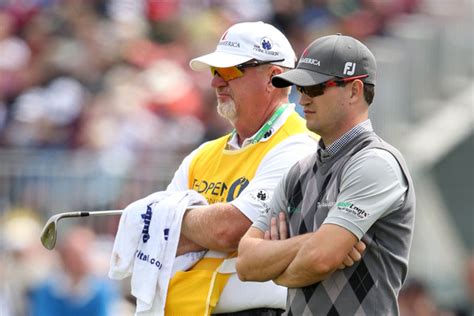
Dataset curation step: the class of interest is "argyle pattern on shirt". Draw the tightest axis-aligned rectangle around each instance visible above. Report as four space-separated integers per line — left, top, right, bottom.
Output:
282 131 415 316
286 260 376 315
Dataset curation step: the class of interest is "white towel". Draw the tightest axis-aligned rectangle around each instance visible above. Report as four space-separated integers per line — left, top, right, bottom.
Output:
109 190 207 315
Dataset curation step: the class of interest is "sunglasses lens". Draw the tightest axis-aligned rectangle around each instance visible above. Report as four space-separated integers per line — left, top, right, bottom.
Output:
296 75 369 97
308 85 325 97
297 85 325 98
210 66 244 81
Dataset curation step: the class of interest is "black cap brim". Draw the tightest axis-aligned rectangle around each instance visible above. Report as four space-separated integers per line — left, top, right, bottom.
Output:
272 68 334 88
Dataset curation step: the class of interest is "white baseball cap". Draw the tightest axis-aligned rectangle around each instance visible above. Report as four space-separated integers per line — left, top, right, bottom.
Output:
189 21 296 71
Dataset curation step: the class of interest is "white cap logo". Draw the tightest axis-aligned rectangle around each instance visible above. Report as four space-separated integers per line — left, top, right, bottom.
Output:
343 62 356 75
261 37 272 50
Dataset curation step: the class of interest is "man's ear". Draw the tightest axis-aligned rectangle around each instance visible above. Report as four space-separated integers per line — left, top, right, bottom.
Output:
271 66 284 77
350 79 364 100
268 66 283 87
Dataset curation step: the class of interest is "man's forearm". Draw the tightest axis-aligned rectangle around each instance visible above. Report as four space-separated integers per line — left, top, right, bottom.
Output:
181 203 251 252
273 255 334 288
273 241 335 288
176 233 206 256
274 224 359 287
237 229 312 282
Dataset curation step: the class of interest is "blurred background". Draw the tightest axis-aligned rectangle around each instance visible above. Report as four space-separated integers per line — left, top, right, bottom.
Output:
0 0 472 315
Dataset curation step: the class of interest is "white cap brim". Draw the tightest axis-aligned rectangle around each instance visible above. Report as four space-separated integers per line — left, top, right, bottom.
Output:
189 51 253 71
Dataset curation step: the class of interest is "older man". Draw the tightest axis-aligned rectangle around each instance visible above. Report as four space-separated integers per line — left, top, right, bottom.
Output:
163 21 316 315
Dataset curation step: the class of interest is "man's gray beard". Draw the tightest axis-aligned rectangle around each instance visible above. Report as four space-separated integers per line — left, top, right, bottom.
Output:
217 100 237 123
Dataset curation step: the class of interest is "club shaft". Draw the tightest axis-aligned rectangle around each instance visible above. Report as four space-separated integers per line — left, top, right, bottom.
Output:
56 204 207 220
82 210 123 216
59 210 123 219
59 204 208 222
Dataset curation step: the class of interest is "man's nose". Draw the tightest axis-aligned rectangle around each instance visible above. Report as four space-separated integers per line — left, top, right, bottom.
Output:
299 93 312 106
211 72 227 88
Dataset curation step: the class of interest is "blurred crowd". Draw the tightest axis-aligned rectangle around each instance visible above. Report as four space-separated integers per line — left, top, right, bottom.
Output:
0 0 419 153
3 0 473 316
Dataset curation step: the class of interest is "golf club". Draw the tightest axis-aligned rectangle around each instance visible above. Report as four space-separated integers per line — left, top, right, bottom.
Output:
40 210 122 250
40 205 205 250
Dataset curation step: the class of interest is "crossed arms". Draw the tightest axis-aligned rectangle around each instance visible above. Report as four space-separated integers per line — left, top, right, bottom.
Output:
236 211 365 288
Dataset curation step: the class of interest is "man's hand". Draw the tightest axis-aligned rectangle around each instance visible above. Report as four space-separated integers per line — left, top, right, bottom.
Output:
176 233 206 256
264 211 366 268
264 211 288 240
338 240 366 269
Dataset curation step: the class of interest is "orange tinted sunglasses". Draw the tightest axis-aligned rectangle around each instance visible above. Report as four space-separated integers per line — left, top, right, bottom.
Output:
210 58 285 81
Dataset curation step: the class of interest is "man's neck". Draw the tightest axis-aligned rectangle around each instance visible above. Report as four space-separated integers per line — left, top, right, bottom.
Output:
321 116 369 148
234 101 285 145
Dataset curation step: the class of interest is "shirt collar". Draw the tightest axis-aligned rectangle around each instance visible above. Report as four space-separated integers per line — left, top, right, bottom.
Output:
321 119 373 156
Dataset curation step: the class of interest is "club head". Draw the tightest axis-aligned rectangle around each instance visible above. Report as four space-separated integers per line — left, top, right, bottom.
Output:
40 210 122 250
40 214 60 250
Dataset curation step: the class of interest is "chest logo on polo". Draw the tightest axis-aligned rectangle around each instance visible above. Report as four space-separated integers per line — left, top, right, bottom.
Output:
287 205 301 214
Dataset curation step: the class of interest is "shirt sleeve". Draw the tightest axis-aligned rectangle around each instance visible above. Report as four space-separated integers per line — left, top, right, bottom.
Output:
166 142 208 192
231 134 317 222
252 169 291 232
323 148 408 239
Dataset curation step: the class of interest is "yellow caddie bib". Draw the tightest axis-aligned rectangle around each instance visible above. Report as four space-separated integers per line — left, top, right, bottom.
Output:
165 110 311 315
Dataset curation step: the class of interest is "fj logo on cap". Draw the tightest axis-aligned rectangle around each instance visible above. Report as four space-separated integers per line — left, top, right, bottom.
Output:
343 62 356 75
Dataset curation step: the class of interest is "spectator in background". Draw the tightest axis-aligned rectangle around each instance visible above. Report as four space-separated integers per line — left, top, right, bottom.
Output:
0 10 31 100
465 257 474 314
1 211 52 316
4 76 85 148
398 278 441 316
455 257 474 316
28 226 117 316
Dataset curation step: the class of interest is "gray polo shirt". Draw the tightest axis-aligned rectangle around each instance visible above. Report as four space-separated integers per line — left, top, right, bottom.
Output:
254 120 415 315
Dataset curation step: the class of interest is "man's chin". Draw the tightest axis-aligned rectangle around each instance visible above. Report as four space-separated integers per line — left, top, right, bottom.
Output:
217 101 237 123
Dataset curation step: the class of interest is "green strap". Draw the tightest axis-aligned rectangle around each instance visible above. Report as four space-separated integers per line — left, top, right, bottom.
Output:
231 104 289 145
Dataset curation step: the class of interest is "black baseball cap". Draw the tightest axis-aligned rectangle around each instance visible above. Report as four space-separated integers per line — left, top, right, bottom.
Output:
272 34 376 88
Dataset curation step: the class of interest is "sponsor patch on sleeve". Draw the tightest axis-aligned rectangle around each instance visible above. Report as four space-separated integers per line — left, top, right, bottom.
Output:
250 190 272 214
336 201 369 219
256 189 268 201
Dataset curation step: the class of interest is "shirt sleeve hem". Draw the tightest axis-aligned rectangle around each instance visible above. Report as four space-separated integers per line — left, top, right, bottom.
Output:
323 217 365 240
229 199 258 222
